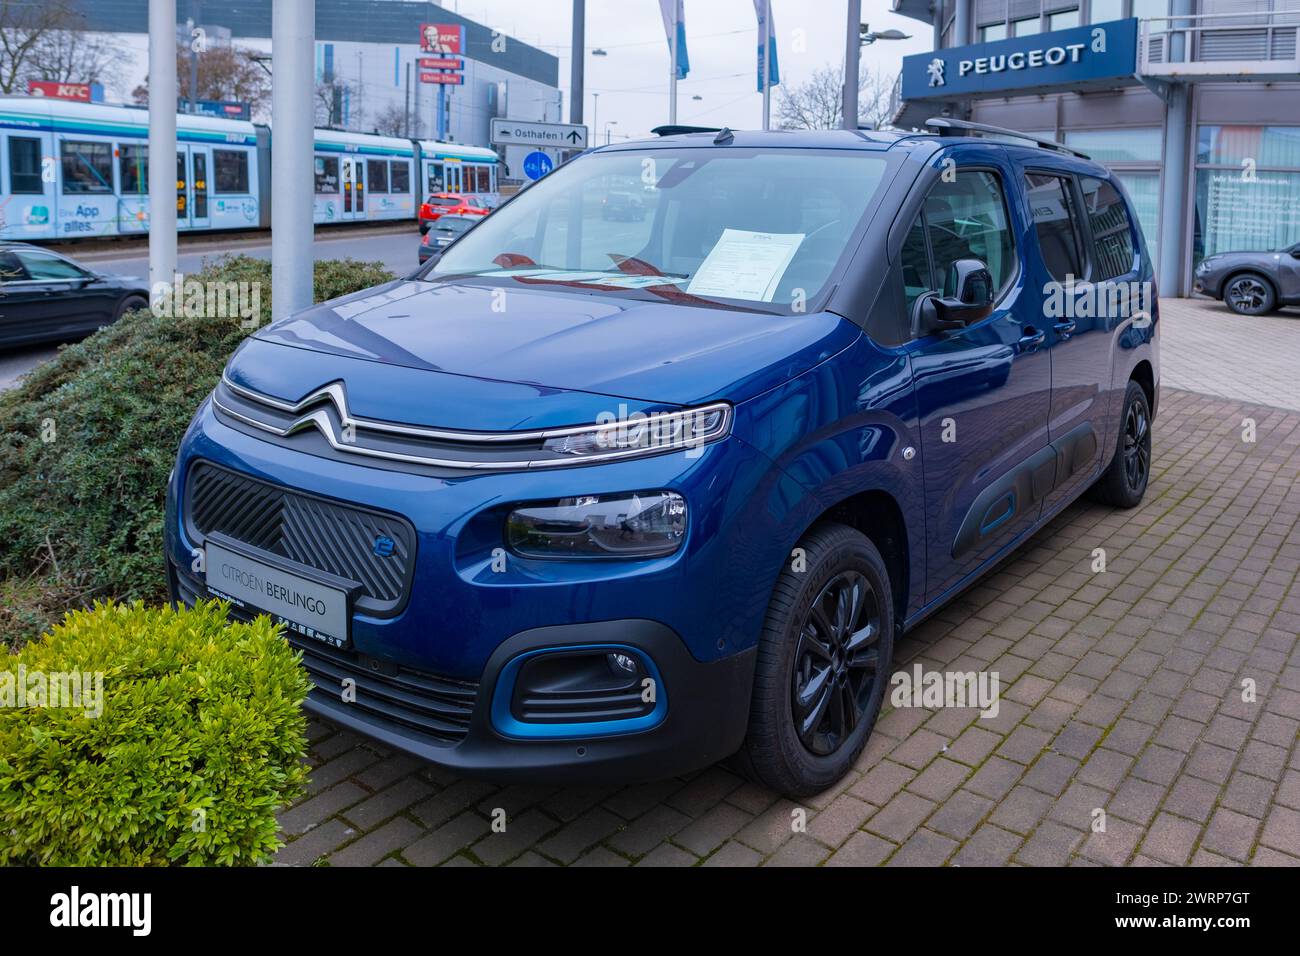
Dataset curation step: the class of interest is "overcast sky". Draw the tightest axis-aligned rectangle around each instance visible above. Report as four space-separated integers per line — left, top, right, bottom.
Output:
446 0 934 140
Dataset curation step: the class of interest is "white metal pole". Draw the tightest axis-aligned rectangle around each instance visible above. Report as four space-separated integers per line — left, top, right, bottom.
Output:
272 0 315 321
669 2 678 125
761 0 771 131
148 0 177 300
843 0 861 131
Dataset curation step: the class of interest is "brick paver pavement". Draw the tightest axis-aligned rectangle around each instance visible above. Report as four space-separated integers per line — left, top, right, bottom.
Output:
277 306 1300 866
1162 298 1300 411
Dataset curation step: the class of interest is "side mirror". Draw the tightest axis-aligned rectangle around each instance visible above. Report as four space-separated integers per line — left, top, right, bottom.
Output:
914 258 994 335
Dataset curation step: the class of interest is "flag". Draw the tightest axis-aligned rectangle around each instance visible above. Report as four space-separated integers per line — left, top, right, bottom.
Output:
659 0 690 80
754 0 779 91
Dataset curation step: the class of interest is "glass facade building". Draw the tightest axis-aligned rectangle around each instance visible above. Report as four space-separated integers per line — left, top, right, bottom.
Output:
892 0 1300 294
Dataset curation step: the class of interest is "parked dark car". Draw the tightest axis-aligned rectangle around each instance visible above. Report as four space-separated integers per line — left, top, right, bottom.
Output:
0 242 149 349
418 214 479 263
600 189 645 221
167 123 1158 797
1194 242 1300 315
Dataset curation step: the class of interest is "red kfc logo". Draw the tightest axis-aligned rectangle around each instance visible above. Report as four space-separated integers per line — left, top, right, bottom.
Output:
420 22 462 54
28 80 91 101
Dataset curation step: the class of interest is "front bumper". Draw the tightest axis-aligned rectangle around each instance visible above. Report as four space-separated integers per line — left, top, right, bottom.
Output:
165 398 774 781
169 558 754 781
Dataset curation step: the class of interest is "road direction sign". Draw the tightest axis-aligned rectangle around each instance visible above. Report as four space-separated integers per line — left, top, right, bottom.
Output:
522 151 554 180
491 118 588 150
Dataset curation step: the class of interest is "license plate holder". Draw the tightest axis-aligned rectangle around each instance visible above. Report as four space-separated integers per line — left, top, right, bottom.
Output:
203 532 359 649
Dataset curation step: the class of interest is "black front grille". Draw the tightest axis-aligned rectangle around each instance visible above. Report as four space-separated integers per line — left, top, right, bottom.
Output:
171 565 477 746
184 461 416 616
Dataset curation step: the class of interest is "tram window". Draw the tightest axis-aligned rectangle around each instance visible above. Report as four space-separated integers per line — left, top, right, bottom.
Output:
390 160 410 193
61 140 114 194
119 144 148 193
213 149 249 193
367 159 389 193
315 156 339 193
8 137 43 194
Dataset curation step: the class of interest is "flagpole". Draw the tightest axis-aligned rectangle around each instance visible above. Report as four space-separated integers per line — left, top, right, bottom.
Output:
669 1 678 125
761 0 771 130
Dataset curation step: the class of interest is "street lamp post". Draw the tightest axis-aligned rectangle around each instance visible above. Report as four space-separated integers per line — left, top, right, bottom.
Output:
571 0 585 125
842 9 910 131
148 0 177 298
271 0 315 320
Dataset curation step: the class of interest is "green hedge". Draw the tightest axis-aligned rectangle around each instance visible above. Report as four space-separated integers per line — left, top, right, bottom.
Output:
0 255 395 644
0 600 311 866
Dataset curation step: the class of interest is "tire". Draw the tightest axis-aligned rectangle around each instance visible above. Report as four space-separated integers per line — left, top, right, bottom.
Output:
1223 272 1276 315
736 522 895 798
114 295 149 321
1089 379 1152 508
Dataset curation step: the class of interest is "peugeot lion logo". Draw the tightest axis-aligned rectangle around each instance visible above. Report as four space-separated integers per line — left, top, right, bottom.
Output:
927 58 946 87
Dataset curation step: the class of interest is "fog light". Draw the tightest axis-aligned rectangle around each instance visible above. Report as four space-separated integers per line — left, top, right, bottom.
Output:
607 652 639 675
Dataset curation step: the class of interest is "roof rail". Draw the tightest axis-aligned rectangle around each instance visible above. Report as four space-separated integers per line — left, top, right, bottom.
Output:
650 124 722 137
925 117 1090 160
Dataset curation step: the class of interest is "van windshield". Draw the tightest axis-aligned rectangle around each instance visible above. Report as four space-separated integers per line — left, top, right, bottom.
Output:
424 147 891 310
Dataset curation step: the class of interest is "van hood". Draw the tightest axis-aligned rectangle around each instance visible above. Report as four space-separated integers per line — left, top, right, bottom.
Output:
251 278 859 409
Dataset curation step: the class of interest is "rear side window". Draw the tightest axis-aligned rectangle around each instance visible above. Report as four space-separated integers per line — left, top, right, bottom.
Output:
390 160 410 194
1080 176 1135 280
13 250 85 280
1025 172 1084 282
8 136 43 194
61 140 114 194
212 150 249 193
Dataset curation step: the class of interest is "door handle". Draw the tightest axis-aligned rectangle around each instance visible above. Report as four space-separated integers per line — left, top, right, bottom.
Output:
1018 327 1046 352
1053 320 1076 339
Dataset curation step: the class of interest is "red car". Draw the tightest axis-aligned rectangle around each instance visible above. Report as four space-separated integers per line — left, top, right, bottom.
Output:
418 193 489 233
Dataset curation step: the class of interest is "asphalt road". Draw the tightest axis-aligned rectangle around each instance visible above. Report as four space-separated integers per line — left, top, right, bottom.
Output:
0 226 421 393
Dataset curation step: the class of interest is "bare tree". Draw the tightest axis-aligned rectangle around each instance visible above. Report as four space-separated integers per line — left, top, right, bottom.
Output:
776 63 896 131
0 0 78 94
28 27 122 93
133 44 270 115
371 103 407 137
314 79 353 129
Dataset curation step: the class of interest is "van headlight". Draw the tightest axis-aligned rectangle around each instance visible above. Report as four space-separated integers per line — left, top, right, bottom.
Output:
540 403 731 462
506 491 687 559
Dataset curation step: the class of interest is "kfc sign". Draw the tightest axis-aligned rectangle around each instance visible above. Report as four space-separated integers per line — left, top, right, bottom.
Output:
420 23 463 54
28 80 93 101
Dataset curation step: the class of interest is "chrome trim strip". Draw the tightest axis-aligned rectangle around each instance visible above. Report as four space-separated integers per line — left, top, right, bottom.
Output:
214 373 732 470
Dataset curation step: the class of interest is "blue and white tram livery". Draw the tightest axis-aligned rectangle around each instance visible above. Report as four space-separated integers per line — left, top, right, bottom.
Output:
0 96 260 240
0 96 503 241
417 140 500 209
312 129 416 225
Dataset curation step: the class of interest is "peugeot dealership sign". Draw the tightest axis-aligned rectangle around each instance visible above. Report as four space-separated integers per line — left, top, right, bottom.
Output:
901 18 1139 101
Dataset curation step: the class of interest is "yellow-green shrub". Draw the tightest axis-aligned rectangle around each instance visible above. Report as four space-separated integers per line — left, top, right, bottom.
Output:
0 600 311 866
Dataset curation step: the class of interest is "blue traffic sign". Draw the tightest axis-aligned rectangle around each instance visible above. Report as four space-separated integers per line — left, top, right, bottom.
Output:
522 150 554 181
